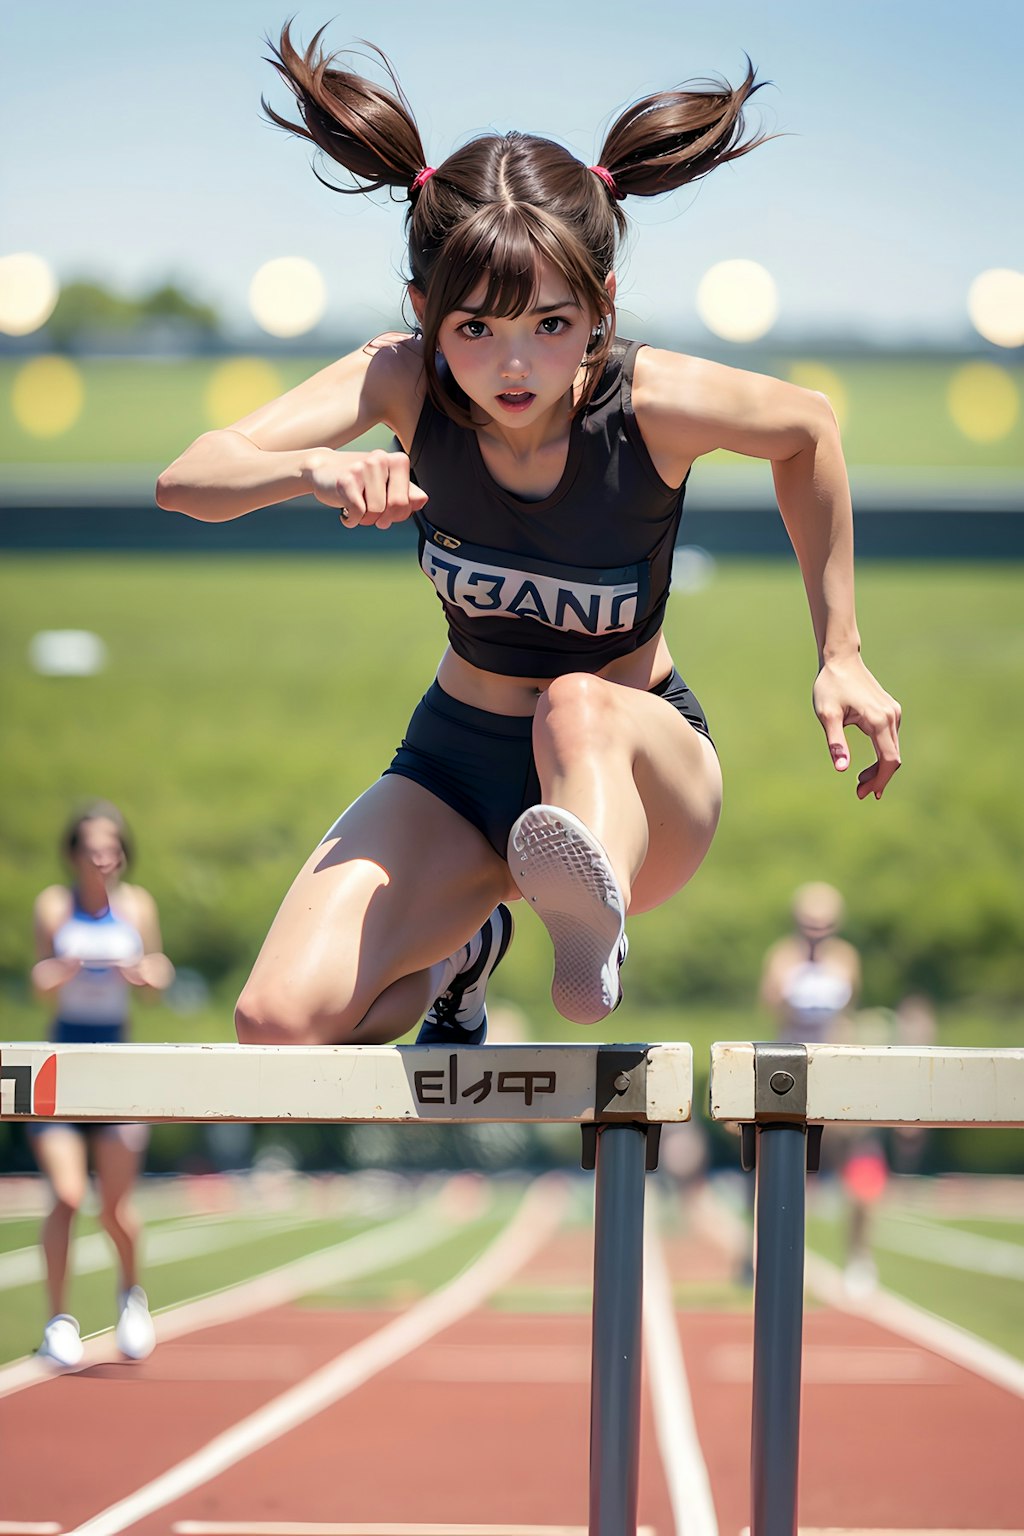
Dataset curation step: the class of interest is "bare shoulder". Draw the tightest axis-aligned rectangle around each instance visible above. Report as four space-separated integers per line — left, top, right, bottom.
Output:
34 884 72 934
114 883 157 924
632 343 828 469
633 345 721 410
362 332 426 447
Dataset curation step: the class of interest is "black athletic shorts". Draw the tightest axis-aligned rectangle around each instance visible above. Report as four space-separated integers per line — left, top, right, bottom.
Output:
384 669 713 858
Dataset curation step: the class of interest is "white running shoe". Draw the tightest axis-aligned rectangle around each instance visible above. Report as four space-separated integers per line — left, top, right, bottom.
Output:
843 1256 879 1300
115 1285 156 1361
508 805 627 1025
38 1313 84 1370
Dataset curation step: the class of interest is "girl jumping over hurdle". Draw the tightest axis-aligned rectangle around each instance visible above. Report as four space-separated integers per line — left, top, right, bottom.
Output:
157 22 901 1047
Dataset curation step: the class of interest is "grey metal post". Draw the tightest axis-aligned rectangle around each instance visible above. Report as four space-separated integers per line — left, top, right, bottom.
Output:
589 1121 648 1536
751 1121 808 1536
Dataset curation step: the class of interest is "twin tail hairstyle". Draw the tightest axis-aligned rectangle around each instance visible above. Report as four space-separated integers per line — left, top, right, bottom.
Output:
263 20 771 422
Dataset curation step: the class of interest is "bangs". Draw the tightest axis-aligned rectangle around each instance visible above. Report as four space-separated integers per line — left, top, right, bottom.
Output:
431 202 598 323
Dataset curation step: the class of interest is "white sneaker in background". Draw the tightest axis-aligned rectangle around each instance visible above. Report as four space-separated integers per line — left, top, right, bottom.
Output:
843 1255 879 1300
115 1285 156 1360
38 1313 84 1369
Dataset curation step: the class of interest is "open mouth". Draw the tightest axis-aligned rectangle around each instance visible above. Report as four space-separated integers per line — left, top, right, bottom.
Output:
496 390 536 410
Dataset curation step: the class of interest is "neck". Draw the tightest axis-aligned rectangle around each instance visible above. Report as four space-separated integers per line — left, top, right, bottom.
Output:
475 388 575 460
76 872 113 913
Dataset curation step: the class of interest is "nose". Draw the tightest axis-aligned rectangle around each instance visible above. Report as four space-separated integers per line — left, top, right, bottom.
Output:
499 349 530 380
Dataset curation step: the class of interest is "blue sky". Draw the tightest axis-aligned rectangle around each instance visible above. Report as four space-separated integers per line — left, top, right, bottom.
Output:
2 0 1020 345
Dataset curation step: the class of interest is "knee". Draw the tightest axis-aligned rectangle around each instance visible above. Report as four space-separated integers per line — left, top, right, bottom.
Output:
235 986 321 1045
99 1195 132 1232
536 672 616 753
48 1187 83 1222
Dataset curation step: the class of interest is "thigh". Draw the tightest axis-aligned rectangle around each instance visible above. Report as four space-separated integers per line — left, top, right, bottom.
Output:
29 1126 89 1206
92 1128 147 1204
600 681 724 913
243 774 516 1038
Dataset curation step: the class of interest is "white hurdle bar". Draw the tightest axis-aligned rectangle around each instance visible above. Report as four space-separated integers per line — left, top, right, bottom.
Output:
708 1041 1024 1536
1 1040 692 1536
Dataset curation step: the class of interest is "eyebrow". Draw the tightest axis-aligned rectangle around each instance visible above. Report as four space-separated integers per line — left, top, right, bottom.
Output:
453 297 581 317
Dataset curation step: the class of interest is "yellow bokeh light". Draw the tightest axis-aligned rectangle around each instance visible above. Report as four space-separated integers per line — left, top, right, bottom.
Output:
947 362 1019 443
0 252 59 336
967 268 1024 349
696 259 778 343
11 356 84 437
249 257 327 338
787 362 849 429
204 358 283 429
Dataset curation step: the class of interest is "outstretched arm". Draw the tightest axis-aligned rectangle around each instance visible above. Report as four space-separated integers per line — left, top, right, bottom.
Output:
633 349 902 799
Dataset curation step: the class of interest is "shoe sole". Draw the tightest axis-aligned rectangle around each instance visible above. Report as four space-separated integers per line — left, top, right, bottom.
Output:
508 806 625 1025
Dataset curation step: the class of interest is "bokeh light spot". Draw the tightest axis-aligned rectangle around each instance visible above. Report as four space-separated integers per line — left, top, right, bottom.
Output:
947 362 1019 442
787 362 849 429
29 630 107 677
696 259 778 342
967 268 1024 348
249 257 327 338
11 356 84 437
204 359 283 429
0 252 59 335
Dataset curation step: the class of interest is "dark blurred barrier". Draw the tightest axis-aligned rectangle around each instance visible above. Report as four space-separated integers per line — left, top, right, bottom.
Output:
2 497 1023 557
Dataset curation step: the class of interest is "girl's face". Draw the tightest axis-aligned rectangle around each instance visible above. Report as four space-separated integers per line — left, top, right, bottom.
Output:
69 818 126 883
431 260 608 428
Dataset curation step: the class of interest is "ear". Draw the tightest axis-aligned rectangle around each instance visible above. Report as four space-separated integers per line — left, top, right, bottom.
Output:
407 284 427 327
603 272 617 311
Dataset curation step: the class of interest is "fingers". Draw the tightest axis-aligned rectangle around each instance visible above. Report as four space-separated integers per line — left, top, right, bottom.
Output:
818 708 850 772
857 714 902 800
336 451 426 531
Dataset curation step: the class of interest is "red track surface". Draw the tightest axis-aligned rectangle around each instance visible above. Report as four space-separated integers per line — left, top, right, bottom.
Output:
2 1201 1022 1535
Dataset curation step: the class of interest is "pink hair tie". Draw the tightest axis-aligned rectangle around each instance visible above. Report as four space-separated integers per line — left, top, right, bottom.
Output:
588 164 622 200
411 166 436 193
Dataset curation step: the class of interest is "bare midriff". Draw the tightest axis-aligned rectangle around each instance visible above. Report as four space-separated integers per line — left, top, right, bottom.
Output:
435 629 675 717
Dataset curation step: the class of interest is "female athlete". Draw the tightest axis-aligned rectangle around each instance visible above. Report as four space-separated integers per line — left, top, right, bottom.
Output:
30 802 174 1368
157 24 901 1049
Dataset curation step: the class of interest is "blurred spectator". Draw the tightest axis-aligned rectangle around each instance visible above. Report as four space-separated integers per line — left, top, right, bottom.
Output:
27 800 174 1369
760 881 860 1043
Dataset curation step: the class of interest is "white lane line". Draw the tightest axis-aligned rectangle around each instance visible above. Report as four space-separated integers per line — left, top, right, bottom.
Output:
173 1525 658 1535
0 1525 64 1534
802 1250 1024 1399
643 1191 719 1536
700 1179 1024 1399
0 1196 468 1400
872 1216 1024 1279
63 1178 568 1536
0 1214 317 1291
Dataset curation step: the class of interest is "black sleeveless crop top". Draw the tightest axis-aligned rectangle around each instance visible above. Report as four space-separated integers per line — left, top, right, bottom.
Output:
410 337 688 678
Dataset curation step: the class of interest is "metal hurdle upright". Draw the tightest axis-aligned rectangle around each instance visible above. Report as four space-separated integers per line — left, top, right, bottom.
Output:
0 1039 690 1536
709 1041 1024 1536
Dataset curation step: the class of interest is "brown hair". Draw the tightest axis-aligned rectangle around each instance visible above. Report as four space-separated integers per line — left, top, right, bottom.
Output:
62 800 133 869
264 22 770 423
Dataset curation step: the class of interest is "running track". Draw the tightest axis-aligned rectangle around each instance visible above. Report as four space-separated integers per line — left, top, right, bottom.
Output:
1 1177 1022 1536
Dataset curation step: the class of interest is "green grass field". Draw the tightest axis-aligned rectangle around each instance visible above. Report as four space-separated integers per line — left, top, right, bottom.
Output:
2 353 1022 478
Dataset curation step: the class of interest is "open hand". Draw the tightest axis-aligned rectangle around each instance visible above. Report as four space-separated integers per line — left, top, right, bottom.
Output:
813 655 902 800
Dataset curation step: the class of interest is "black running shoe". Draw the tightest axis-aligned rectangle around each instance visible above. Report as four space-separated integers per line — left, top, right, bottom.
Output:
416 904 514 1045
